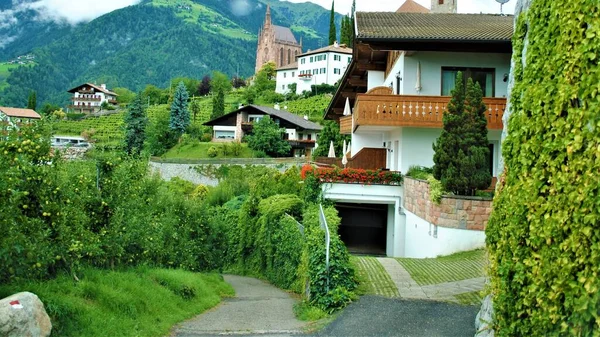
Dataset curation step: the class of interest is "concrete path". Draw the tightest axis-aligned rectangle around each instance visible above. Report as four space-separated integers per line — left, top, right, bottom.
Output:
376 258 484 302
172 275 307 337
376 258 427 299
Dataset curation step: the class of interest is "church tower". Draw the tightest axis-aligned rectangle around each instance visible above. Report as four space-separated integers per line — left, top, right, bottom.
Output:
255 5 302 73
431 0 457 13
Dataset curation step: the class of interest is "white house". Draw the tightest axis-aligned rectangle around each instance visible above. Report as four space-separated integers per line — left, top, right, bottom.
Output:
275 42 353 95
0 106 41 131
67 83 118 113
203 104 322 157
322 6 513 258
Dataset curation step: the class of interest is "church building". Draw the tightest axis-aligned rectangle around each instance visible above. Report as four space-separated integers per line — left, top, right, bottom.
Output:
255 6 303 73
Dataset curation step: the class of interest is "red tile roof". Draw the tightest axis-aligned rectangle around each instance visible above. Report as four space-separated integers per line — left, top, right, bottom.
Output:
0 107 41 119
397 0 430 13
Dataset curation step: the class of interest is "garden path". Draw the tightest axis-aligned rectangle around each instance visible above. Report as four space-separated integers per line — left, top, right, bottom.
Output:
172 275 307 337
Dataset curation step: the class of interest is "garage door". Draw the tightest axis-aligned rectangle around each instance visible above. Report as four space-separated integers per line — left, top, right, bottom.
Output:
336 203 387 255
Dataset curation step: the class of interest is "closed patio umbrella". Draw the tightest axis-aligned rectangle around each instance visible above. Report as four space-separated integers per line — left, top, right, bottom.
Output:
343 97 351 116
341 140 348 167
328 141 336 158
415 61 422 93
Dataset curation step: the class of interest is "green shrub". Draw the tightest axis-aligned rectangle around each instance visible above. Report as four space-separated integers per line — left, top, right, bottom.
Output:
201 133 213 142
230 141 242 157
207 146 219 158
486 3 600 336
66 113 86 120
406 165 433 180
220 142 231 156
426 175 444 204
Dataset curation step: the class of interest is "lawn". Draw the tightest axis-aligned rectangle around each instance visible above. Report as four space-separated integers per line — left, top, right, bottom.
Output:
0 63 19 90
396 249 487 286
0 268 234 337
162 141 256 159
351 256 399 298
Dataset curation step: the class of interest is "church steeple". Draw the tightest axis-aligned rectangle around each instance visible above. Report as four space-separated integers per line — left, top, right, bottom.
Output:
264 5 272 28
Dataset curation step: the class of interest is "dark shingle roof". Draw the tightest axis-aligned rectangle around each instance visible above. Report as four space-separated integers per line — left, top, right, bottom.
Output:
356 12 513 42
250 105 322 130
274 25 298 44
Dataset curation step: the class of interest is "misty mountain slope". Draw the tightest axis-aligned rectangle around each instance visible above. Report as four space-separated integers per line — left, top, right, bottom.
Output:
0 0 341 107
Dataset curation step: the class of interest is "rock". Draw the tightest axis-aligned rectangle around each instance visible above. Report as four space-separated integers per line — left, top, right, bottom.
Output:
475 294 494 337
0 292 52 337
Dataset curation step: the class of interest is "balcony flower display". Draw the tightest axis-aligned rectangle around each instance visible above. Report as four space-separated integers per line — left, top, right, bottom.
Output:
301 164 403 185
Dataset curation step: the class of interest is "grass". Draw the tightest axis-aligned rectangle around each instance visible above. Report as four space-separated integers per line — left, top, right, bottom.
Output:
0 63 20 90
455 290 485 306
396 249 487 286
351 256 399 298
162 141 256 159
293 301 328 321
0 267 234 337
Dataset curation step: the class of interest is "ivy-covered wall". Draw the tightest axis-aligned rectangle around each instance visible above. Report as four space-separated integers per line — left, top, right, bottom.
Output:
486 0 600 335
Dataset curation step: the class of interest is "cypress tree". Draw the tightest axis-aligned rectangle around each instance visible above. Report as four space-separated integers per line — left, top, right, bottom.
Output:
211 88 225 120
349 0 355 46
169 81 190 134
124 93 148 156
26 91 37 110
433 72 491 195
328 1 336 45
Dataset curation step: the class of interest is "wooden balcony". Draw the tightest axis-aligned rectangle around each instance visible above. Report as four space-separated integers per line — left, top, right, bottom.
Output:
108 99 118 104
71 96 101 102
352 94 506 132
287 139 316 148
340 115 352 135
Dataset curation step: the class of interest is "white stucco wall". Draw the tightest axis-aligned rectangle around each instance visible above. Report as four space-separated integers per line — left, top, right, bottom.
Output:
400 51 511 98
275 69 297 94
367 71 386 91
296 51 352 94
350 132 384 157
404 210 486 258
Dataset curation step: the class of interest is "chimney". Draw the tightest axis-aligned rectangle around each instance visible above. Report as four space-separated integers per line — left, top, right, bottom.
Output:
303 115 308 120
238 103 244 109
333 40 339 47
101 84 107 90
274 103 280 110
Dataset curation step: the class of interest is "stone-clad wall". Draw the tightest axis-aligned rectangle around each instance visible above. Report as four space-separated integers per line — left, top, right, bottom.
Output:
404 177 492 231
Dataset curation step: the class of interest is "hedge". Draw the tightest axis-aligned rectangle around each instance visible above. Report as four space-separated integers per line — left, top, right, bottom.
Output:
486 2 600 336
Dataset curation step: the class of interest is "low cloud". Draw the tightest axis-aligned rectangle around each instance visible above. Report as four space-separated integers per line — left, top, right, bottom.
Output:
2 0 142 26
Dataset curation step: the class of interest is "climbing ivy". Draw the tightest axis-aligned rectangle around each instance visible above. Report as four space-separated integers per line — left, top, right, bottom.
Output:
486 2 600 336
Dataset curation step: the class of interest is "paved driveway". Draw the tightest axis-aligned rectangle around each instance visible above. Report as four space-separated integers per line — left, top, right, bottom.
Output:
314 296 478 337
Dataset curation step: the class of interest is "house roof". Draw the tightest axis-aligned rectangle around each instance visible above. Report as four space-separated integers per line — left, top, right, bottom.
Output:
298 44 353 58
396 0 430 13
356 12 513 42
274 25 299 44
0 107 41 119
277 61 298 71
67 83 118 96
204 105 322 131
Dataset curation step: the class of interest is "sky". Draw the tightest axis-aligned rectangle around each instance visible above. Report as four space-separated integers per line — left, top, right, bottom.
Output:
285 0 516 15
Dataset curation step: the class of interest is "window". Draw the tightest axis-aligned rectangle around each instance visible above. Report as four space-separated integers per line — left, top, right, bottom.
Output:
307 134 312 140
334 55 340 61
282 85 285 90
292 71 295 77
215 130 235 139
441 67 495 97
248 116 263 123
301 58 306 64
314 68 318 74
310 56 314 63
321 68 326 74
348 57 351 63
439 0 444 4
283 72 287 78
334 68 341 74
323 54 327 60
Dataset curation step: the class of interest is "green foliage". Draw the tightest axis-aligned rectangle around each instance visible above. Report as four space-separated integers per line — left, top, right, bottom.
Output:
210 89 225 120
142 84 169 106
27 90 37 110
211 71 232 94
405 165 433 180
0 268 233 337
65 113 86 121
113 87 136 105
146 106 178 156
310 83 337 96
123 93 148 156
198 75 211 96
169 81 190 134
245 116 291 157
312 120 349 158
340 15 353 46
432 72 491 195
426 175 444 204
293 301 328 321
486 3 600 336
207 146 219 158
328 1 336 45
40 102 61 116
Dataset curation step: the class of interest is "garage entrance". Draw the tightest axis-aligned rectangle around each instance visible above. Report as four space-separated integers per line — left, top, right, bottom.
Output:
336 203 388 255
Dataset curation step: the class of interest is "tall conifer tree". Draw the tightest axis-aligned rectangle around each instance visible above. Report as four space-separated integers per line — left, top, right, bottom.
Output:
328 1 336 45
169 81 190 134
124 93 148 156
211 88 225 120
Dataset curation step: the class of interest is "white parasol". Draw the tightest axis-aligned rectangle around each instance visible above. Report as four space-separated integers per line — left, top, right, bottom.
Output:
327 141 336 158
341 140 348 167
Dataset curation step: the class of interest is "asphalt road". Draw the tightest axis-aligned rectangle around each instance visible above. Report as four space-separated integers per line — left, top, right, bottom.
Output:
314 296 479 337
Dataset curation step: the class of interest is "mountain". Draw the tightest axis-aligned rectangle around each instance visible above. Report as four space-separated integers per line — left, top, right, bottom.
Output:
0 0 343 107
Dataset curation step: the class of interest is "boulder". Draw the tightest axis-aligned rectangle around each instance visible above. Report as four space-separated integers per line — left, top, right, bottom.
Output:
475 294 494 337
0 292 52 337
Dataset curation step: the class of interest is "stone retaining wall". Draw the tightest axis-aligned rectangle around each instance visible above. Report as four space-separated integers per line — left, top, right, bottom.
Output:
404 177 492 231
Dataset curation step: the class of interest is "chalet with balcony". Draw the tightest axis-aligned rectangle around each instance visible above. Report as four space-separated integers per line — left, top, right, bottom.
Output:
321 7 513 258
203 105 322 157
0 106 41 131
67 83 118 113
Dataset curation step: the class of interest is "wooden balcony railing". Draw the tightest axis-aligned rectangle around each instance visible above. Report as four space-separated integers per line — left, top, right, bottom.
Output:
72 96 101 102
315 148 387 170
287 139 316 148
352 94 506 132
340 115 352 135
